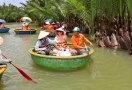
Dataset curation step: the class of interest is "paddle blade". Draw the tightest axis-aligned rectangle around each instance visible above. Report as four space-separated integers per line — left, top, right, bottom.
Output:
1 53 37 84
11 63 37 84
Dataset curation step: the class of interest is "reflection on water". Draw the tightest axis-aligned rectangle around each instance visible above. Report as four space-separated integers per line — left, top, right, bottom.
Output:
0 23 132 90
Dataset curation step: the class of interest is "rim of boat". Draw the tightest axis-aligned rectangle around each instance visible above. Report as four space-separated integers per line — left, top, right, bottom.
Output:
14 28 37 31
0 28 10 29
29 47 94 59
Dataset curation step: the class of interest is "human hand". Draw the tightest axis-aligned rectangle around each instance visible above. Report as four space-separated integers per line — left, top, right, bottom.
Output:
89 42 93 47
40 45 45 48
43 47 47 50
8 59 12 63
83 46 87 50
56 41 60 43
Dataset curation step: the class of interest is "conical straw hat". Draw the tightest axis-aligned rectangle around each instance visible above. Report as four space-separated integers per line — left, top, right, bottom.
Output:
38 31 49 39
0 36 3 45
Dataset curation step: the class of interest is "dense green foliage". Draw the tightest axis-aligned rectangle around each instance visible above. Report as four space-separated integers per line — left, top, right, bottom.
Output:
0 3 25 22
1 0 132 30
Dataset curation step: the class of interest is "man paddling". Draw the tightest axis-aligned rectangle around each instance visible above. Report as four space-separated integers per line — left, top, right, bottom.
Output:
71 27 93 55
0 36 12 67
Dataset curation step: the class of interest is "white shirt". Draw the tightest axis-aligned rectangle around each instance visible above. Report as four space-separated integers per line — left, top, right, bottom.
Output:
0 50 10 64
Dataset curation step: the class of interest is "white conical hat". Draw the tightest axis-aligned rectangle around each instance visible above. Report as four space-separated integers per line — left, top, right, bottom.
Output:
0 36 3 45
38 31 49 39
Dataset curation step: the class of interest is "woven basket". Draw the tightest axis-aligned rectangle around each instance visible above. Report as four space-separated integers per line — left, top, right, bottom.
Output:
29 47 94 71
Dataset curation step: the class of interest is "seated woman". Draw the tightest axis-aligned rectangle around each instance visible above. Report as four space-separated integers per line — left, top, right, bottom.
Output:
53 27 75 56
53 27 67 53
52 22 60 30
54 27 67 42
43 22 54 36
35 31 56 55
22 22 30 30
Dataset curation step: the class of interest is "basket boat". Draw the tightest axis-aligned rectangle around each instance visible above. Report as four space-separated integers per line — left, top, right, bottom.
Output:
0 28 10 33
29 47 94 71
0 66 7 80
14 28 37 34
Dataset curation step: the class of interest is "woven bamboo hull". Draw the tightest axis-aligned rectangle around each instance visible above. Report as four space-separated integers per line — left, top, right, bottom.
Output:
29 47 94 70
0 28 10 33
14 28 37 34
0 66 7 80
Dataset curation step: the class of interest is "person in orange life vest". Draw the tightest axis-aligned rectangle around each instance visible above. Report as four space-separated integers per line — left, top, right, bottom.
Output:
52 22 60 30
53 27 67 53
54 27 67 42
21 22 25 28
43 22 54 31
71 27 93 55
0 22 5 28
22 22 30 30
43 22 55 36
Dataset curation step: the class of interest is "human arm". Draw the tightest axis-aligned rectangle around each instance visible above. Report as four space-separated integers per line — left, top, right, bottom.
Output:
83 35 93 46
63 33 67 40
0 58 11 64
48 38 57 45
0 51 12 64
54 37 58 43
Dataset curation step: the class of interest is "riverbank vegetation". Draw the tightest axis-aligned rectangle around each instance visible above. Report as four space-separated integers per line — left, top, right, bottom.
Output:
0 0 132 55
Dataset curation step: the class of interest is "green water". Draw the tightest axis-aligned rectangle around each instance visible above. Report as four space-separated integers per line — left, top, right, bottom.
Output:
0 23 132 90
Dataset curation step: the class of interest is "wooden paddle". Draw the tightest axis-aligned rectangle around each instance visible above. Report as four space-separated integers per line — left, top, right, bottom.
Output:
1 53 37 84
84 42 93 62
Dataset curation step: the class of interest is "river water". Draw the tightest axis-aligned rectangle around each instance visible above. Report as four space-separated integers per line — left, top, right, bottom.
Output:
0 23 132 90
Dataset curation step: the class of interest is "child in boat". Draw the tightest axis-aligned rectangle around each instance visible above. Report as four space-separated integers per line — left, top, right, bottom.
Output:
35 31 56 55
0 36 12 68
71 27 93 55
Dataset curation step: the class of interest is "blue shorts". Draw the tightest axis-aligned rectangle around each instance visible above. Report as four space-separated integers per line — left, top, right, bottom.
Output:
74 49 88 55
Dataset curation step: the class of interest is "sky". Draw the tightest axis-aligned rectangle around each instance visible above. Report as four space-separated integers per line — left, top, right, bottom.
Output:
0 0 27 7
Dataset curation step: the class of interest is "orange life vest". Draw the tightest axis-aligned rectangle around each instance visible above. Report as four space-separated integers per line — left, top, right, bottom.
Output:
0 24 5 28
23 24 29 30
56 35 66 42
55 36 68 50
43 25 54 31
